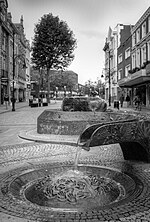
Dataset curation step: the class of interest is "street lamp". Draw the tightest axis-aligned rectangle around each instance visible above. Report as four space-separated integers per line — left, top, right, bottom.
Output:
12 32 27 111
103 42 111 106
55 87 58 99
64 86 66 97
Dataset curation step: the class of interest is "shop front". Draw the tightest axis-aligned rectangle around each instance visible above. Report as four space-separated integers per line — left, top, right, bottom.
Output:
18 80 26 102
1 78 9 105
118 69 150 108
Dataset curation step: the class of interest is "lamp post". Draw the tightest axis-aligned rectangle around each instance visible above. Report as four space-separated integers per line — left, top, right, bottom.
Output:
108 49 111 106
64 86 66 97
12 31 15 111
55 87 58 102
103 42 111 106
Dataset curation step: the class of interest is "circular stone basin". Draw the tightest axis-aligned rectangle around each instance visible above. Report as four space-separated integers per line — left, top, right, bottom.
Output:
10 165 143 212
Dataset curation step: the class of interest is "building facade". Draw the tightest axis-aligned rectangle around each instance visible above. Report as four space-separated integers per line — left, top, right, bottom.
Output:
118 7 150 108
117 25 133 102
13 16 28 102
25 39 31 101
0 0 30 105
0 0 11 104
103 24 125 104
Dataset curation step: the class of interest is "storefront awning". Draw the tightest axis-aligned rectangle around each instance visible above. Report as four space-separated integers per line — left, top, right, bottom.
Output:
118 76 150 88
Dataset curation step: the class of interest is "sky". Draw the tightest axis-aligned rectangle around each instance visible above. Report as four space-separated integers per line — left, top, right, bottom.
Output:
7 0 150 84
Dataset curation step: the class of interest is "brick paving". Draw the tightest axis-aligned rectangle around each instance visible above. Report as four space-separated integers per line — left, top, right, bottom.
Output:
0 101 150 221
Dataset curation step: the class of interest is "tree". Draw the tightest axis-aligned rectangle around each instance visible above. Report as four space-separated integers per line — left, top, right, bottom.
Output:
49 71 76 93
31 13 77 102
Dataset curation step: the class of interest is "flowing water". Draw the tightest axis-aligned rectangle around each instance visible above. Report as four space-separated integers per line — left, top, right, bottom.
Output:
74 145 82 171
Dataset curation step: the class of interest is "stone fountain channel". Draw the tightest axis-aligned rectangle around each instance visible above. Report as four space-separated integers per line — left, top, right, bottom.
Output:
1 110 150 221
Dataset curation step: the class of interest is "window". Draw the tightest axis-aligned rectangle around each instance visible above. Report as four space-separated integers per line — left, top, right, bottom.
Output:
118 69 122 80
2 56 6 72
142 22 146 38
31 83 34 90
136 49 141 67
147 41 150 61
148 16 150 32
125 65 131 77
125 47 130 59
132 33 136 47
132 53 136 69
118 54 122 64
141 44 146 65
136 28 140 43
2 31 6 51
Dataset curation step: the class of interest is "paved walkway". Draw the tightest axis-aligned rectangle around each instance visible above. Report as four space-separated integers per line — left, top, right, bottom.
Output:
0 99 61 114
0 101 29 114
108 102 150 114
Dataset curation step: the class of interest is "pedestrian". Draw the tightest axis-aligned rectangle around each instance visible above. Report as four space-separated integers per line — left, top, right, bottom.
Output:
133 95 141 111
119 94 124 108
4 94 9 110
126 94 130 107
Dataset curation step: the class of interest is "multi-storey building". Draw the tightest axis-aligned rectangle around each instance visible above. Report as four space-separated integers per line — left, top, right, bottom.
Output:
14 16 28 102
25 40 31 101
0 0 30 105
118 7 150 108
117 25 133 101
103 24 125 104
0 0 13 104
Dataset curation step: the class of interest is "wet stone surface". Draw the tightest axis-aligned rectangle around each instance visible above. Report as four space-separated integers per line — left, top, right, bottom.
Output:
0 143 150 221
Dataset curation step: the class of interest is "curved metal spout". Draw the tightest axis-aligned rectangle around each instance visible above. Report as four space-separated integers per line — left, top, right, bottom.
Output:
77 118 150 162
77 139 90 151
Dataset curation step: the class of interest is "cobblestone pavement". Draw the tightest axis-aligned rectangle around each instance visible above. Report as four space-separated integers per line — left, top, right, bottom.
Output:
0 101 150 221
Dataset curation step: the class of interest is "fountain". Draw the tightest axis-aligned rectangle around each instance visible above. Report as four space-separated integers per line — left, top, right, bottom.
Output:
6 140 144 216
23 146 126 211
1 109 150 221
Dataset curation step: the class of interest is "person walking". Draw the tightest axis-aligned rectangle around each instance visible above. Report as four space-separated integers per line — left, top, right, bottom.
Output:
119 94 124 108
4 94 9 110
133 95 141 111
126 94 130 107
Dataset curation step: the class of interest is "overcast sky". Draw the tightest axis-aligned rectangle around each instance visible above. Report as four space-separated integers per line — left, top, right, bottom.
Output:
8 0 150 84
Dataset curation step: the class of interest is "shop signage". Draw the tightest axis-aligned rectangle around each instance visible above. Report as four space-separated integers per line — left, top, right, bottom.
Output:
119 69 146 85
